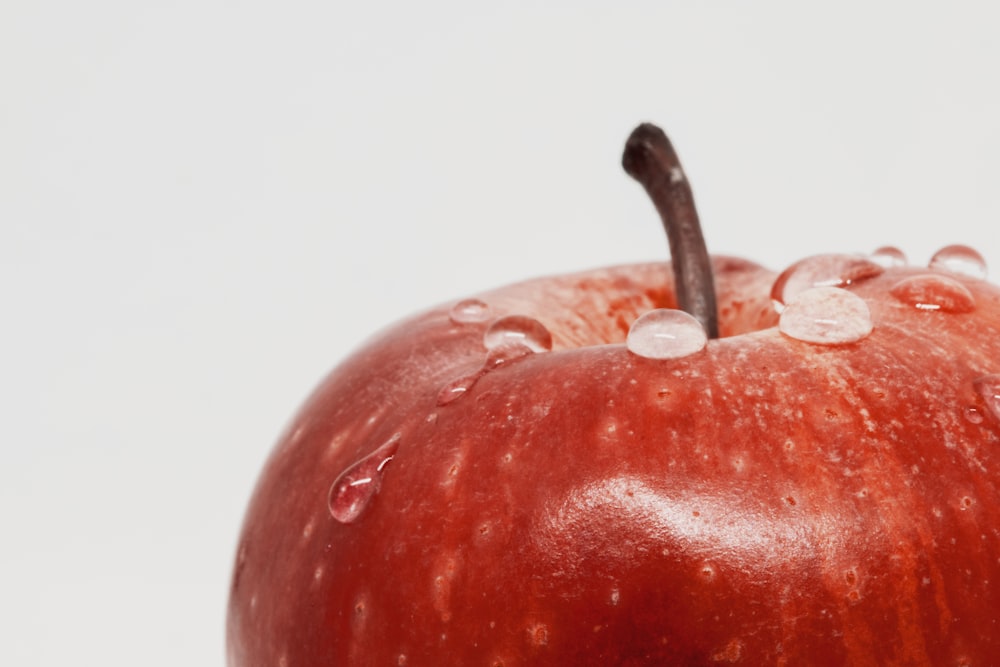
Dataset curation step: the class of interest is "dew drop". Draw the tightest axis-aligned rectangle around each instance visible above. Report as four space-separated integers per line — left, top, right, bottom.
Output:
484 315 552 352
871 246 908 268
436 342 536 406
778 286 873 345
973 374 1000 422
964 406 985 425
626 309 708 359
436 372 481 406
485 341 535 368
929 244 987 279
889 274 976 313
771 254 884 307
449 298 491 324
328 433 401 523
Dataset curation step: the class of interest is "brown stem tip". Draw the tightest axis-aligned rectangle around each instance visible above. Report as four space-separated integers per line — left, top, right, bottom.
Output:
622 123 719 339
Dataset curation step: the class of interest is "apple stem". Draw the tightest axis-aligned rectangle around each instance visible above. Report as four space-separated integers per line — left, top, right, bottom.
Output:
622 123 719 339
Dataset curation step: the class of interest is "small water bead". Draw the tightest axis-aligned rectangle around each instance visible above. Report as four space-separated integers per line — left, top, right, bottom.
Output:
436 373 479 406
889 274 976 313
778 286 873 345
328 433 401 524
436 343 537 406
770 254 885 307
626 309 708 360
449 298 491 324
964 406 985 425
871 246 908 268
973 374 1000 422
929 244 987 280
484 315 552 353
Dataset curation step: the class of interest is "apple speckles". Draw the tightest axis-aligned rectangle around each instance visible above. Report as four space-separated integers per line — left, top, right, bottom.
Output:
527 622 550 647
698 562 718 583
711 638 744 662
433 574 453 622
778 286 873 345
929 244 988 280
325 430 351 460
626 308 708 360
301 516 316 540
960 495 975 511
609 586 621 606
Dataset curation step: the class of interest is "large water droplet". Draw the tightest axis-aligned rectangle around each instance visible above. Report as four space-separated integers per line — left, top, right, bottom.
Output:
449 298 491 324
626 309 708 360
771 255 884 308
871 246 907 268
328 433 401 524
929 245 987 280
889 274 976 313
973 375 1000 422
484 315 552 352
779 286 873 345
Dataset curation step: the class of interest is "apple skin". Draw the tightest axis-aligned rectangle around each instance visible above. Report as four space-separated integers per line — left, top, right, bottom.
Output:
227 255 1000 666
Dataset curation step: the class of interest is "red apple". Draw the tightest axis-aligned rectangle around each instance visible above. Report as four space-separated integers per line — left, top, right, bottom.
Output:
227 124 1000 665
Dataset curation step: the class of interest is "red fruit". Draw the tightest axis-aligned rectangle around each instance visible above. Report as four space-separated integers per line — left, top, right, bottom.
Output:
228 124 1000 666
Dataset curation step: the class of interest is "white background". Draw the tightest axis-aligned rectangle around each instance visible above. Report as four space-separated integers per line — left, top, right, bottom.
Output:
3 2 999 664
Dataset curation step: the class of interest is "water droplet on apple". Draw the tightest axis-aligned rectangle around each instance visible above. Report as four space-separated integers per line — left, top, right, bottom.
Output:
626 309 708 359
973 374 1000 422
436 372 480 406
328 433 401 524
771 254 884 307
964 406 985 424
449 298 491 323
778 286 873 345
485 341 535 368
929 244 987 279
871 246 908 267
889 274 976 313
484 315 552 352
436 343 536 406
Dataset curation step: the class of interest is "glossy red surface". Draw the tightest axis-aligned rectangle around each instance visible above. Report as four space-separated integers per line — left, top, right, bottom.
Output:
228 257 1000 665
